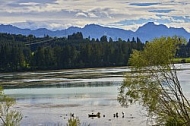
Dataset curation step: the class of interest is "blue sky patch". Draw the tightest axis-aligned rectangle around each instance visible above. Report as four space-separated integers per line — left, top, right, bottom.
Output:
172 16 190 22
130 2 160 6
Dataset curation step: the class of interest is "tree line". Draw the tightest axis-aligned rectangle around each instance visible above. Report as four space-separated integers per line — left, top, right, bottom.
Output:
0 32 189 72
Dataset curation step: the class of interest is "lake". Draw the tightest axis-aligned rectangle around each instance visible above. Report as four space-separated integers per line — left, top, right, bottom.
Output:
2 64 190 126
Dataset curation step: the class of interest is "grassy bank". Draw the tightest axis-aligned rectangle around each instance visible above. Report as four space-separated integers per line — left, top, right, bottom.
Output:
173 58 190 63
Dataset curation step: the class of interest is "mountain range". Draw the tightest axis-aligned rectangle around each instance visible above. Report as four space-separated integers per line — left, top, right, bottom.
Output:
0 22 189 42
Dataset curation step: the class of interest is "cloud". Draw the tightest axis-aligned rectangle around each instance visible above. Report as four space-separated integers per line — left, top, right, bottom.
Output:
171 16 190 23
19 2 40 6
12 20 73 30
0 0 190 32
149 9 174 13
88 12 98 18
76 12 88 17
7 0 55 6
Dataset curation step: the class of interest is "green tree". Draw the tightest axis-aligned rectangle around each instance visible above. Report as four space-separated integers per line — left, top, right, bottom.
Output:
0 87 22 126
118 37 190 125
109 37 113 43
100 35 107 42
68 32 83 40
32 47 46 69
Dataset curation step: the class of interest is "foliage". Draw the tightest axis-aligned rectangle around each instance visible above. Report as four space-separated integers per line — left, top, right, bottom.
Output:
0 32 144 72
66 114 90 126
67 116 80 126
0 87 22 126
165 117 184 126
172 58 190 63
0 32 190 72
118 37 190 125
177 39 190 58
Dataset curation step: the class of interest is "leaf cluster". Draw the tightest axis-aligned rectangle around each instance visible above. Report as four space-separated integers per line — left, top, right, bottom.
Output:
0 87 22 126
118 37 190 125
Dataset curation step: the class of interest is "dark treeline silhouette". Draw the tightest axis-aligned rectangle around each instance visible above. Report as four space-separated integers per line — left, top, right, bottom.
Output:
0 32 189 72
177 39 190 58
0 32 144 72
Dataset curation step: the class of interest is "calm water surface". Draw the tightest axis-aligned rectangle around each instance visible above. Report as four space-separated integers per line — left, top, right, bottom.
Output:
3 64 190 126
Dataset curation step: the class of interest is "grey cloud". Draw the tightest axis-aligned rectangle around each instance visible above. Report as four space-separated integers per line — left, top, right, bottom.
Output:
172 16 190 22
149 9 175 13
0 9 77 18
12 20 68 30
88 8 114 18
14 0 55 4
6 0 56 8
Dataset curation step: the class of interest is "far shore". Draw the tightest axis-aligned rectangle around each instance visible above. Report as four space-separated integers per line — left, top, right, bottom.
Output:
0 66 127 88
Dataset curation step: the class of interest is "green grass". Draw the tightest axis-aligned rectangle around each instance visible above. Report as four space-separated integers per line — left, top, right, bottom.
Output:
173 58 190 63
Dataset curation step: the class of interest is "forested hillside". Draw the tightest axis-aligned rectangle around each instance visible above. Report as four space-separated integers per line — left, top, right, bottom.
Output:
0 32 189 72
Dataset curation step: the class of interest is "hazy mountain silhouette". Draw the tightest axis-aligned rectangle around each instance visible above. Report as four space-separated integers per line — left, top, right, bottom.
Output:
0 22 189 42
136 22 190 42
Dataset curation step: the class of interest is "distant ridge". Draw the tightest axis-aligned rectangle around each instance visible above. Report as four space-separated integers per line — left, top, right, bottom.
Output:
136 22 190 42
0 22 190 42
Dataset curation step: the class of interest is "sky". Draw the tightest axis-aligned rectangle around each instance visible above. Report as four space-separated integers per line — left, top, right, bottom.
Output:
1 0 190 32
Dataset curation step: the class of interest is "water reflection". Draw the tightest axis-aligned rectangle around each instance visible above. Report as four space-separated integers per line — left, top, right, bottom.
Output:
4 82 129 126
4 81 120 106
3 64 190 126
3 81 121 89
